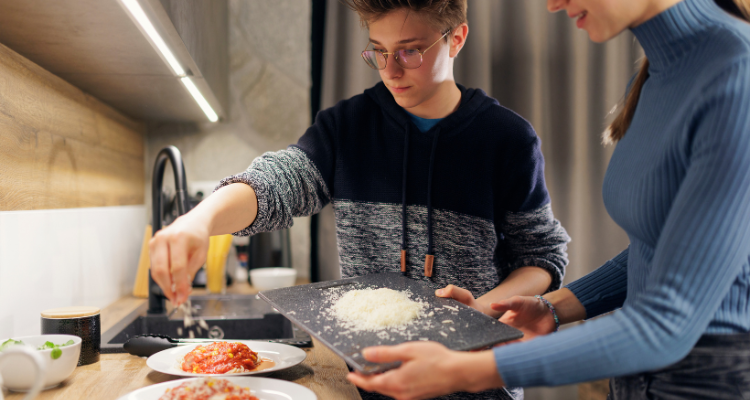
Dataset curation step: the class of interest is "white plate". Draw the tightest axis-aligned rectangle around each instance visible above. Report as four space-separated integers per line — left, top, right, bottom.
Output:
116 376 317 400
146 340 307 377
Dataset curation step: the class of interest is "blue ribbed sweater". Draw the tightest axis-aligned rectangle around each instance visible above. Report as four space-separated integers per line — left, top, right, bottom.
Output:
494 0 750 387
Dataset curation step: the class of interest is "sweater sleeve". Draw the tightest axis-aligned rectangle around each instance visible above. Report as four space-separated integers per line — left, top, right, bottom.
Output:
499 134 570 292
215 109 336 236
493 60 750 387
565 247 629 318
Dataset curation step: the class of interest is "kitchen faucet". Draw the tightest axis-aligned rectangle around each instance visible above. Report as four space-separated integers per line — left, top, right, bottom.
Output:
149 146 190 314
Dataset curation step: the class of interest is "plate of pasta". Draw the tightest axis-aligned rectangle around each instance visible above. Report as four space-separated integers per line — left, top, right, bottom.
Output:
146 340 307 377
116 376 317 400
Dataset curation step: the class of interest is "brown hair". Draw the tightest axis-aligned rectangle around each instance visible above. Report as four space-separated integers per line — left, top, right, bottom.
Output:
341 0 467 33
605 0 750 145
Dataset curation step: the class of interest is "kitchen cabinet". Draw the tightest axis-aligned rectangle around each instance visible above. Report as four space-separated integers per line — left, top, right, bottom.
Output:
0 0 228 122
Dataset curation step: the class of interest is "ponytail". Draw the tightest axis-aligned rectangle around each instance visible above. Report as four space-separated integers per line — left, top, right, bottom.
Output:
604 0 750 145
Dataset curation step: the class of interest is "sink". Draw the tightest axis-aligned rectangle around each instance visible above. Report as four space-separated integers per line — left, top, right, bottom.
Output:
102 294 308 353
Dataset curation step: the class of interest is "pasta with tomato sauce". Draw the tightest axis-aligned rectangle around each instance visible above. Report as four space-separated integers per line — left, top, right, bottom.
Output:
181 342 260 374
159 377 259 400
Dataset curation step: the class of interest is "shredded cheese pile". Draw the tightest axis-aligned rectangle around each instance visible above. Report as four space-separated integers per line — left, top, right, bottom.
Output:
331 288 426 331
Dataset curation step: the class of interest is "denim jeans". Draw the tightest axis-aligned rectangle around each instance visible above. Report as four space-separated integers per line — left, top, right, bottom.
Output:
608 333 750 399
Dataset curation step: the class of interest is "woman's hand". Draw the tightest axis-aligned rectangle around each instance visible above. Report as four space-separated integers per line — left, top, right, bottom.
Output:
149 211 211 306
347 342 504 400
435 285 491 316
491 295 557 344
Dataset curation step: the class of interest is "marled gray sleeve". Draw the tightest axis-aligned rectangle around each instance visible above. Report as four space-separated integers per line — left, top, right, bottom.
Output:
215 147 331 236
500 203 570 292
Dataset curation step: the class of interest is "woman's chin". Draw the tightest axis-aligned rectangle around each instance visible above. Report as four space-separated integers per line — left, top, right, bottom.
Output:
586 27 623 44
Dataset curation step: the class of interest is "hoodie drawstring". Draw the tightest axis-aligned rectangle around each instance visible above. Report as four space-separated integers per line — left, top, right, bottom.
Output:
424 130 440 277
400 127 410 274
400 126 440 278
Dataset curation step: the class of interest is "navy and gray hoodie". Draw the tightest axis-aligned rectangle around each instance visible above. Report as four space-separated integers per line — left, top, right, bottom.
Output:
218 82 570 400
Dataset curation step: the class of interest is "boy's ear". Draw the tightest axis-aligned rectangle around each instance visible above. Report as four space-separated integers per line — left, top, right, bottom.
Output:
449 23 469 58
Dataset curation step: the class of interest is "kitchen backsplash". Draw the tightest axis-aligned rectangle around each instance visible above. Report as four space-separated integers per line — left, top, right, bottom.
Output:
0 205 145 338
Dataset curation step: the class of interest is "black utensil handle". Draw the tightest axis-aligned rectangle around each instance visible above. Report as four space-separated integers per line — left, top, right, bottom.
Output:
267 338 313 348
123 334 178 357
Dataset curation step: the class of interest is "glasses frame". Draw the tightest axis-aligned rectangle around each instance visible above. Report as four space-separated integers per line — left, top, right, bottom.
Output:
361 29 452 70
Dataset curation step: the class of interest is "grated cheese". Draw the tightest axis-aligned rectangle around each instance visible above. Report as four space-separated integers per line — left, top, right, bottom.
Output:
331 288 426 331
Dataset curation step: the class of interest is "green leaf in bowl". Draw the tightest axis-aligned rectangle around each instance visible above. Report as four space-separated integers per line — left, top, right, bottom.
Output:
51 347 62 359
0 338 25 352
39 341 56 350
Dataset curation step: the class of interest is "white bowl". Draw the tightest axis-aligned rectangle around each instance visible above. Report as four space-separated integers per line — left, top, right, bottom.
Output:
250 267 297 291
0 334 82 391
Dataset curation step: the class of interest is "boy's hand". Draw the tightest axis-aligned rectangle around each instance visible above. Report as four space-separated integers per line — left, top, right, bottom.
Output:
435 285 491 316
149 212 211 306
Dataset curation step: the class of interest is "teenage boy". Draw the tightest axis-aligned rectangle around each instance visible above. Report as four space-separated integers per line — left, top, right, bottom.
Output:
149 1 569 399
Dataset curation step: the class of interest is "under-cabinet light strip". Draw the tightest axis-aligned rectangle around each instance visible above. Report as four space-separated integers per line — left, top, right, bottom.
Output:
120 0 185 76
181 77 219 122
119 0 219 122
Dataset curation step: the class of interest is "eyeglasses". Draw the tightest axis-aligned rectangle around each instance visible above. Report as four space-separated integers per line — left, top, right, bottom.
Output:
361 30 451 70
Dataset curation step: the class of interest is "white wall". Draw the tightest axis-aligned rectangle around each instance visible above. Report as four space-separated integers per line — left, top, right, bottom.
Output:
0 205 145 338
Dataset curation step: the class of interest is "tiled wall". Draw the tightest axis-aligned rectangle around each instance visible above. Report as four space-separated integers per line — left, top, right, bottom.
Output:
0 206 145 338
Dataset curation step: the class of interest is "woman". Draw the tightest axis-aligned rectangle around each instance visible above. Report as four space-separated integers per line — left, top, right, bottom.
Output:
348 0 750 398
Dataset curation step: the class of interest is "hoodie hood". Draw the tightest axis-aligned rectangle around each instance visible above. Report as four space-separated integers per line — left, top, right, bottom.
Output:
366 81 498 137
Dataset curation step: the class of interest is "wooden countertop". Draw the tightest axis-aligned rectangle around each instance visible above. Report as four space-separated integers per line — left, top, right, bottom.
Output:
5 280 362 400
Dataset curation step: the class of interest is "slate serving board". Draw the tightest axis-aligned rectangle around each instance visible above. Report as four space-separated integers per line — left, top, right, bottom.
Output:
258 272 523 374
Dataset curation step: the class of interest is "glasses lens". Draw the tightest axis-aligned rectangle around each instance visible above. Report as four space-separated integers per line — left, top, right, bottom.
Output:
396 49 422 69
362 50 386 70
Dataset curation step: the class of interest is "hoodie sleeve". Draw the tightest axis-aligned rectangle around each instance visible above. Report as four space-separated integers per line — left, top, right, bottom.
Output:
215 109 336 236
498 133 570 292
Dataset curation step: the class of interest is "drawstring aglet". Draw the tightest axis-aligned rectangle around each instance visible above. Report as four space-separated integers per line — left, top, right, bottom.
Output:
424 254 434 277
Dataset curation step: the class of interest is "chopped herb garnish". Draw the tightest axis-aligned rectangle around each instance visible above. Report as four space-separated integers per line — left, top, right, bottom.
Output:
0 338 25 352
0 338 75 359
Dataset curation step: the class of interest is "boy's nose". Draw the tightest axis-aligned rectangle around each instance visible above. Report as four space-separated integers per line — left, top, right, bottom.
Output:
381 56 404 80
547 0 567 12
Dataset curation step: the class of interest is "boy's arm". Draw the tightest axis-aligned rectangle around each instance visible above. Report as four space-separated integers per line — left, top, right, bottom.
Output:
150 109 338 305
216 107 338 236
498 133 570 295
216 146 332 236
150 182 259 305
499 204 569 294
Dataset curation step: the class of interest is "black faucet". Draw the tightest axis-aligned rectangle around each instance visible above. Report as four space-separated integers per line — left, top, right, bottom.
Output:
148 146 190 314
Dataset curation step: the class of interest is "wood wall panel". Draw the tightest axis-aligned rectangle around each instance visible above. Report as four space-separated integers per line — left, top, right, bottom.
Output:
0 42 145 211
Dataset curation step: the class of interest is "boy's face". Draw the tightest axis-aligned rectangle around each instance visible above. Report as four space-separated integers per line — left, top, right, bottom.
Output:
367 9 460 111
